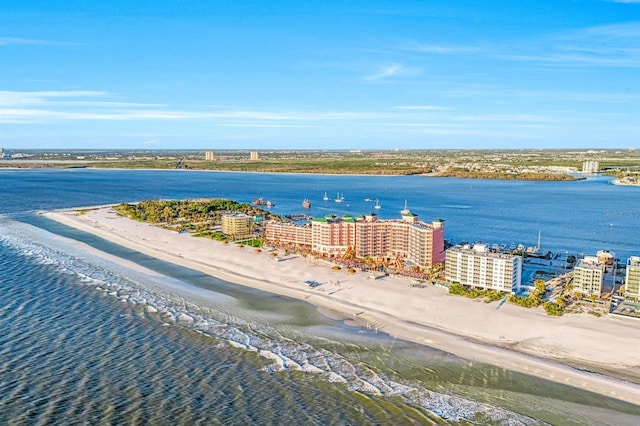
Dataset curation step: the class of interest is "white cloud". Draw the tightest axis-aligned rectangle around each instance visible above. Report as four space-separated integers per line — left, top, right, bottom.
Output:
500 22 640 67
0 90 109 106
363 63 403 80
0 37 74 47
402 42 483 55
394 105 451 111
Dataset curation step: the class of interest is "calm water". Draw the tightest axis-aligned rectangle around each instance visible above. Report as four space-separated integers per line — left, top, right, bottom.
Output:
1 169 639 425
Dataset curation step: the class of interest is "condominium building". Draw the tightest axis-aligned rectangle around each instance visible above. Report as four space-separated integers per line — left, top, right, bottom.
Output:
250 151 259 161
572 256 605 296
221 213 254 240
625 256 640 302
311 214 357 257
445 244 522 293
265 222 313 249
582 160 600 173
265 209 445 269
204 150 215 161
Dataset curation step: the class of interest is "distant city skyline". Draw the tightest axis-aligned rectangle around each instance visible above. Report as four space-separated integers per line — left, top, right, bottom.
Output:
1 1 639 150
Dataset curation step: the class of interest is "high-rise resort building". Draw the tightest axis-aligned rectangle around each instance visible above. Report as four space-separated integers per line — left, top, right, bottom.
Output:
625 256 640 303
445 244 522 293
572 255 605 297
221 213 254 240
205 150 215 161
265 222 313 250
582 160 600 173
250 151 259 161
264 207 445 269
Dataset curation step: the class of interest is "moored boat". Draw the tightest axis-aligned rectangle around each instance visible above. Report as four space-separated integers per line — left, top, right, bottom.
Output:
302 199 311 208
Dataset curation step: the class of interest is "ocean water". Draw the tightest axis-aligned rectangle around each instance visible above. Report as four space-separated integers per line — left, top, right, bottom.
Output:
1 169 639 425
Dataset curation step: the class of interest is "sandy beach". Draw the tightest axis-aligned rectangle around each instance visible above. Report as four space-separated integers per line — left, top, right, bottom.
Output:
43 206 640 405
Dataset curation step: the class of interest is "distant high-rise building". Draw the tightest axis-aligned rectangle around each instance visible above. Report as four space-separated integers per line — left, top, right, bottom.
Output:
445 244 522 293
582 160 599 173
205 151 215 161
250 151 259 161
625 256 640 302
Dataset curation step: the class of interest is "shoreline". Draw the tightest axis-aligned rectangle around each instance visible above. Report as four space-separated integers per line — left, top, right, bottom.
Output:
42 206 640 405
1 164 585 181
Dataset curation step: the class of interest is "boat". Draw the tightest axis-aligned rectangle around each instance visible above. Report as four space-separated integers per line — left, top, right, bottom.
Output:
364 198 372 202
323 192 329 201
253 197 275 207
335 193 344 203
302 199 311 209
400 199 409 215
374 198 381 209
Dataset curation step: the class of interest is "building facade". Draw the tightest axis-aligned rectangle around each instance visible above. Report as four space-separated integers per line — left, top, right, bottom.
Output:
265 222 313 249
572 256 605 296
221 213 254 240
625 256 640 302
265 210 445 269
444 244 522 293
582 160 600 173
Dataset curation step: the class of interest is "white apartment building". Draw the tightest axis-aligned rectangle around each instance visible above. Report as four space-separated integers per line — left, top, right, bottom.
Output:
445 244 522 293
573 255 605 296
625 256 640 302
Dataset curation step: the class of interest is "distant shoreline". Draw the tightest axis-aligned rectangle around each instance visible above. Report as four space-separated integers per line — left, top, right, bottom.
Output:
0 161 584 181
42 205 640 405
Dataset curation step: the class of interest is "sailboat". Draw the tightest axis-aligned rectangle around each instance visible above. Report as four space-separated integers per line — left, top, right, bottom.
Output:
323 191 329 201
400 199 410 215
335 193 344 203
374 198 381 209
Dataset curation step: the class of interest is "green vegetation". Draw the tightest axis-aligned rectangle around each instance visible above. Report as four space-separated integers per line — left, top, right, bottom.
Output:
9 148 640 181
508 280 546 308
543 302 564 316
448 283 505 302
113 199 278 240
436 169 579 181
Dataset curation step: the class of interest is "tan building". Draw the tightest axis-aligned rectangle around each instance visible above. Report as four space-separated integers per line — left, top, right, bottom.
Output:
265 209 445 268
265 222 313 249
205 150 215 161
573 256 605 297
625 256 640 302
250 151 259 161
311 214 357 257
221 213 254 240
445 244 522 293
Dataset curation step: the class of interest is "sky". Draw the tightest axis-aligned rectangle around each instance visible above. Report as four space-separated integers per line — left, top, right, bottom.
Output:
1 0 639 150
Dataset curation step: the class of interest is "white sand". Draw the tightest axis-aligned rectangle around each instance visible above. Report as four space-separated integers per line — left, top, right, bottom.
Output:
43 206 640 405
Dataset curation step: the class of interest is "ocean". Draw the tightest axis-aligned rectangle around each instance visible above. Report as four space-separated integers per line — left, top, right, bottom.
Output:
1 169 639 425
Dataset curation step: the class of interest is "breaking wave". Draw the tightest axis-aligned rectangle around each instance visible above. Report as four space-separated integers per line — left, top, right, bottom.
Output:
0 218 537 424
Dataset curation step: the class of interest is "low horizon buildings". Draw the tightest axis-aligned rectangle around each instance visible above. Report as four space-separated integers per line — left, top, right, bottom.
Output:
444 243 522 293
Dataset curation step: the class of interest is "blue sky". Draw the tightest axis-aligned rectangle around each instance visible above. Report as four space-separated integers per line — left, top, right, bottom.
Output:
1 0 639 150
